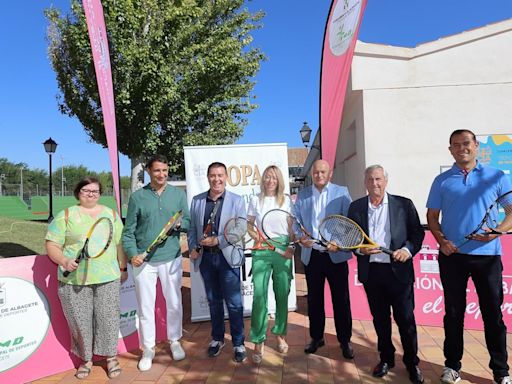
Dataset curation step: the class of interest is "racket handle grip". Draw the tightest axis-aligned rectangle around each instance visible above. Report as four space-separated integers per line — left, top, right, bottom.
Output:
380 247 394 256
62 256 81 277
140 252 149 261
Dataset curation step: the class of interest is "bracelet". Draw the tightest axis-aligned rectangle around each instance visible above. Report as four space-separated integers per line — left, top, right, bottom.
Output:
119 267 128 272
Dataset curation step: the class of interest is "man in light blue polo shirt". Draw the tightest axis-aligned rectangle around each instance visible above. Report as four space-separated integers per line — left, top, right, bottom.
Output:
426 129 512 384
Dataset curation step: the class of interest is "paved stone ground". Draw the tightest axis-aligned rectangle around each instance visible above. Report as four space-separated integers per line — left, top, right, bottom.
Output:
32 256 512 384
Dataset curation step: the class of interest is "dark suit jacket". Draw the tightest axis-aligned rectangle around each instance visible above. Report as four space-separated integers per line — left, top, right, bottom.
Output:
347 194 424 285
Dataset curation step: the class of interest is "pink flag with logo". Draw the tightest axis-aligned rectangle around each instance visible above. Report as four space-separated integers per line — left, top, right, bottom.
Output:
320 0 367 167
82 0 121 213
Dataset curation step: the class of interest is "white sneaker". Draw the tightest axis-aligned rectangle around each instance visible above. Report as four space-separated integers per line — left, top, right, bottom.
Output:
170 340 186 361
440 367 461 383
138 349 155 371
495 376 512 384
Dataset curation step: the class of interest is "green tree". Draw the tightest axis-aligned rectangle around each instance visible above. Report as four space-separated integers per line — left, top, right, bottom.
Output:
53 165 92 195
46 0 265 184
0 158 47 197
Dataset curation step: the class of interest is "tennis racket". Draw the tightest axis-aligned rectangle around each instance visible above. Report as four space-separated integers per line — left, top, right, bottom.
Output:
456 190 512 247
318 215 394 255
195 201 220 252
140 210 183 261
224 217 286 256
262 209 326 247
63 217 114 277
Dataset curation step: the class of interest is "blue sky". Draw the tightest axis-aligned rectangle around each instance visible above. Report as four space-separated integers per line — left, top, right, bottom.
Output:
1 1 512 176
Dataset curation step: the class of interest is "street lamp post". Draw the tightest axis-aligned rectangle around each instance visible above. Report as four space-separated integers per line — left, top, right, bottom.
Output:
299 121 321 154
0 174 5 196
43 137 58 222
61 156 65 196
299 122 312 146
20 167 23 200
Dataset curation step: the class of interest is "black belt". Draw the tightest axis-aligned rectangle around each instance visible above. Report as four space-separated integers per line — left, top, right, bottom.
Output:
311 249 329 256
203 246 221 253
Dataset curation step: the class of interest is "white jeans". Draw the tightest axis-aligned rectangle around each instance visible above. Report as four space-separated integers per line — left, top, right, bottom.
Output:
133 256 183 351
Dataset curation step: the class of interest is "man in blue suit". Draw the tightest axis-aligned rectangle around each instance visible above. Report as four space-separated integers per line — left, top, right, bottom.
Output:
348 165 424 384
294 159 354 359
188 162 247 363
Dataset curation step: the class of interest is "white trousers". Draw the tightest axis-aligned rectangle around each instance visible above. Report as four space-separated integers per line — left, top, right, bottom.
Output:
133 256 183 351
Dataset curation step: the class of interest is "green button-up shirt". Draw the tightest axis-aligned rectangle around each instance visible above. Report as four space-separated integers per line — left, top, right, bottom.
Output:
122 184 190 263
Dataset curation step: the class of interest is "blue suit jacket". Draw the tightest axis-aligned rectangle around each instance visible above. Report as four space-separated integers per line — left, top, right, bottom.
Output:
188 190 247 270
294 183 353 265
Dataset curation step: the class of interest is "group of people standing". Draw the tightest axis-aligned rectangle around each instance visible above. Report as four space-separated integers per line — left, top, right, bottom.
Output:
45 129 511 384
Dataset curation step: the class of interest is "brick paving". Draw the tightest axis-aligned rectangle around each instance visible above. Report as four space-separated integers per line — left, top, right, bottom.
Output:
32 257 512 384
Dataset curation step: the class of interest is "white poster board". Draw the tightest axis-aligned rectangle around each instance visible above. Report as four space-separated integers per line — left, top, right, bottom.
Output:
184 143 297 322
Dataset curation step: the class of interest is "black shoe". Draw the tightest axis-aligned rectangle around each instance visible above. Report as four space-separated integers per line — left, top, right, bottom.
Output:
207 340 225 357
408 366 424 384
233 345 247 363
372 361 394 377
341 342 355 359
304 339 325 354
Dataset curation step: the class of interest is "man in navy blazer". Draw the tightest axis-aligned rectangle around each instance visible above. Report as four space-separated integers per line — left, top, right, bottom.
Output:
294 159 355 359
347 165 424 384
188 162 247 363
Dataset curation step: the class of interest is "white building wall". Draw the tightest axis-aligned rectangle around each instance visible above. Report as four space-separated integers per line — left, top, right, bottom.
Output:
330 19 512 223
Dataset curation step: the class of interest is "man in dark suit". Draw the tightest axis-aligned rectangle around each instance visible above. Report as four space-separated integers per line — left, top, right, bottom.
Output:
348 165 425 384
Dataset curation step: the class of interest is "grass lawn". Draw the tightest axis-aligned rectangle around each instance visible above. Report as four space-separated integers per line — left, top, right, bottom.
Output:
0 216 48 257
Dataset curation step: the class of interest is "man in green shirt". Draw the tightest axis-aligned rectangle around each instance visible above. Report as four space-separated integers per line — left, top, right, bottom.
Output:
122 154 190 371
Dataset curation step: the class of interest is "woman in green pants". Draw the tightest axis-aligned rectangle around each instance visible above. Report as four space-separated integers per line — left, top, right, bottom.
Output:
248 165 294 364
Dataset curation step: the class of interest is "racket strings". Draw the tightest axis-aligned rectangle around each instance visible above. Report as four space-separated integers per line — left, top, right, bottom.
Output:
87 219 113 257
485 198 512 230
224 218 249 247
320 217 363 247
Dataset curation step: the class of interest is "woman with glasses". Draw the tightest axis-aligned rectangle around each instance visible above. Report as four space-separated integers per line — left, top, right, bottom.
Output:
45 177 127 379
248 165 294 363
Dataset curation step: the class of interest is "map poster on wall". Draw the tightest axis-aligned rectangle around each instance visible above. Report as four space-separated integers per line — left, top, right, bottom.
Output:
477 134 512 178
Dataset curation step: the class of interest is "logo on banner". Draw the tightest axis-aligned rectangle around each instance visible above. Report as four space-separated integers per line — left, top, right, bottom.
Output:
119 268 138 337
0 277 50 373
329 0 362 56
0 282 5 307
193 163 207 179
418 245 440 274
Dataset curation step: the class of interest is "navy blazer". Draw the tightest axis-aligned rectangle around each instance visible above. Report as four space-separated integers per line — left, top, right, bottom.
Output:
188 190 247 270
294 183 353 266
347 194 424 284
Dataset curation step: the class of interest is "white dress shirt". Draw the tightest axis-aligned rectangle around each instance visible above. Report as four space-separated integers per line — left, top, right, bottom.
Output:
368 193 392 263
311 183 329 251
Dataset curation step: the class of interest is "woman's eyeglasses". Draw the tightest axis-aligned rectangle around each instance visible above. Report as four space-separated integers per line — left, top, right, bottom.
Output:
80 189 100 196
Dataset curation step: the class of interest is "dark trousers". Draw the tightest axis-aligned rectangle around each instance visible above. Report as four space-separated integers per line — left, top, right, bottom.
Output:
304 250 352 346
364 263 419 369
439 253 508 378
200 250 245 346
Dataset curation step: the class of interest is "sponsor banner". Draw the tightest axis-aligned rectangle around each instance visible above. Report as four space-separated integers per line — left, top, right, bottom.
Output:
0 277 50 373
326 232 512 331
184 143 297 322
82 0 121 213
477 134 512 178
320 0 367 167
0 256 169 383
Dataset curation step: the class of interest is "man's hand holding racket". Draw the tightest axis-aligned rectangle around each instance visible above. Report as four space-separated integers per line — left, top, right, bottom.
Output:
132 210 183 266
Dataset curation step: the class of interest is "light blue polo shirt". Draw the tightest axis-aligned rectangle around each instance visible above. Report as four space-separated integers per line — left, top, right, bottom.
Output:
426 161 512 255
